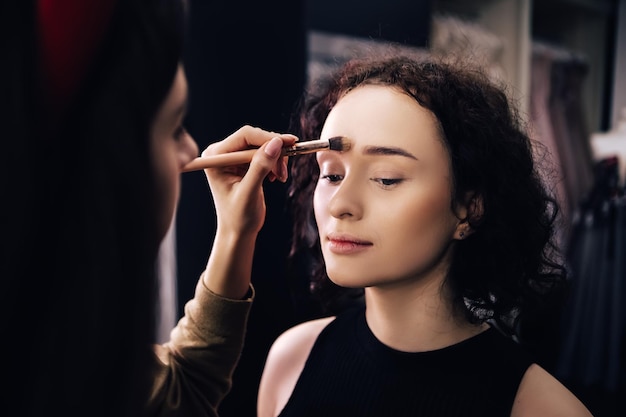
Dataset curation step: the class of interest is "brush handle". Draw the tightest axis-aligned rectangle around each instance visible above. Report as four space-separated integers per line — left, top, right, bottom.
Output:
181 149 258 172
181 138 333 172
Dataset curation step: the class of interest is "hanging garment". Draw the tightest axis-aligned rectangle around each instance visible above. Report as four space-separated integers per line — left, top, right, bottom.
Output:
530 43 571 248
557 157 626 393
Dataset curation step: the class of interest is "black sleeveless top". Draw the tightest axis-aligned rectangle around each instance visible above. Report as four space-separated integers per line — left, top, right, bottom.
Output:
278 306 533 417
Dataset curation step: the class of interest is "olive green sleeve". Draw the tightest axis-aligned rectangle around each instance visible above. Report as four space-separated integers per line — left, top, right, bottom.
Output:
146 271 254 417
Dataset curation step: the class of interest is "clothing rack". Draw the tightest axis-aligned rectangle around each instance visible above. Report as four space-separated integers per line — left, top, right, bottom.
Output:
556 156 626 408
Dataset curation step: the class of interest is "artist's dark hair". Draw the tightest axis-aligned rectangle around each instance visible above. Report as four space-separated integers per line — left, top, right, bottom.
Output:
288 54 568 336
1 1 185 416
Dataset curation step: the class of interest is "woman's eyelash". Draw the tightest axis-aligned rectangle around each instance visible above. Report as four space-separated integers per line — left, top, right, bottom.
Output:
320 174 403 189
374 178 402 187
320 174 343 183
174 126 187 140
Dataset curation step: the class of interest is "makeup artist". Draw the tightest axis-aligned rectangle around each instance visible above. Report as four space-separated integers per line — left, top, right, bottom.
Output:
2 1 295 416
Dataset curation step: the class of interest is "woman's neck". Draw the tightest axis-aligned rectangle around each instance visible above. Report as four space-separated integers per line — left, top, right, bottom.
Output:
363 277 487 352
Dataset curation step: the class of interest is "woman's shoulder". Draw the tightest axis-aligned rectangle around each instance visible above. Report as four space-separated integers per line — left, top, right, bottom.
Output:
257 316 336 417
512 364 594 417
265 316 337 369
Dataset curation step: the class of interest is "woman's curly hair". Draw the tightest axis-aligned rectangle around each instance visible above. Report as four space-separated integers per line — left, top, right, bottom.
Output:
287 54 568 336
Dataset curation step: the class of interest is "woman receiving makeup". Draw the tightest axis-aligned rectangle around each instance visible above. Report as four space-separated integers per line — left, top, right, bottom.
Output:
257 55 594 417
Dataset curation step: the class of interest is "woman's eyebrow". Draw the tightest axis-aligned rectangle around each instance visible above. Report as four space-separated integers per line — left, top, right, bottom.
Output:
362 145 418 160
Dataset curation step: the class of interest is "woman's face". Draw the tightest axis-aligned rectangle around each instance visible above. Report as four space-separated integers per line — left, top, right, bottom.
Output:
150 64 198 239
314 84 465 289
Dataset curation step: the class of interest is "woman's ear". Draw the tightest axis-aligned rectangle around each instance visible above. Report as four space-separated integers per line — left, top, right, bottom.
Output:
455 221 474 240
454 192 483 240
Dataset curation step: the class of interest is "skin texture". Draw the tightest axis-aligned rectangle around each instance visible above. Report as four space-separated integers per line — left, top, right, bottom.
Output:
257 84 593 417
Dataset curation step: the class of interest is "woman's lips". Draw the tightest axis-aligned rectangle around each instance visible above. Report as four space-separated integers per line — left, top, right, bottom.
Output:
326 234 373 254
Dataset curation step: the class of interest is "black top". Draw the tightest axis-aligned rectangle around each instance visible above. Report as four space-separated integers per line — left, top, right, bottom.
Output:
278 306 534 417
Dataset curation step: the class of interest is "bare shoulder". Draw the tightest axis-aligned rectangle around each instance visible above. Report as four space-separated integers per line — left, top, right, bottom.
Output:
512 364 594 417
266 316 336 359
257 316 336 417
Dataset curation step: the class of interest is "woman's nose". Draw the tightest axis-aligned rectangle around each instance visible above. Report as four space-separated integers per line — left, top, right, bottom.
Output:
327 177 363 220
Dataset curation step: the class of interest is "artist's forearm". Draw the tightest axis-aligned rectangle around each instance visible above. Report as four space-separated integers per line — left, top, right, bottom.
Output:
147 274 253 417
203 230 256 299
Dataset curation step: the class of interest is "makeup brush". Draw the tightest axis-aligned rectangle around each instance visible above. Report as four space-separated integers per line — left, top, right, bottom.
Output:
182 136 350 172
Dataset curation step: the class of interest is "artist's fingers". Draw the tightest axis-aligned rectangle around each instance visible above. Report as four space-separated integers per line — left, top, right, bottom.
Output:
265 152 289 183
239 137 286 192
203 125 297 157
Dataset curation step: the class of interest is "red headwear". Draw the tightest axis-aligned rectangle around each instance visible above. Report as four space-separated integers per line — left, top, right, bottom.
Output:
37 0 118 121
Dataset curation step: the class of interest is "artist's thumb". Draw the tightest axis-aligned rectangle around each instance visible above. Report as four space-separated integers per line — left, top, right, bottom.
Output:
242 136 284 191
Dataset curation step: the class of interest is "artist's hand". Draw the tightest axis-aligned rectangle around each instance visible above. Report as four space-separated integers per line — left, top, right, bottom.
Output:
202 125 297 237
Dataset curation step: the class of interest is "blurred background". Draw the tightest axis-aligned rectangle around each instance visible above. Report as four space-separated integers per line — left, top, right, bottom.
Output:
158 1 626 416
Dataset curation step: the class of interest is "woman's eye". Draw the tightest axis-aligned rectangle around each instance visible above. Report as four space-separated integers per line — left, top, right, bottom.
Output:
320 174 343 183
373 178 403 188
174 126 187 141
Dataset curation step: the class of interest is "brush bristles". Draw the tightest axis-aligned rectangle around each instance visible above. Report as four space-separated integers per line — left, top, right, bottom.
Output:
283 136 351 156
328 136 351 152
